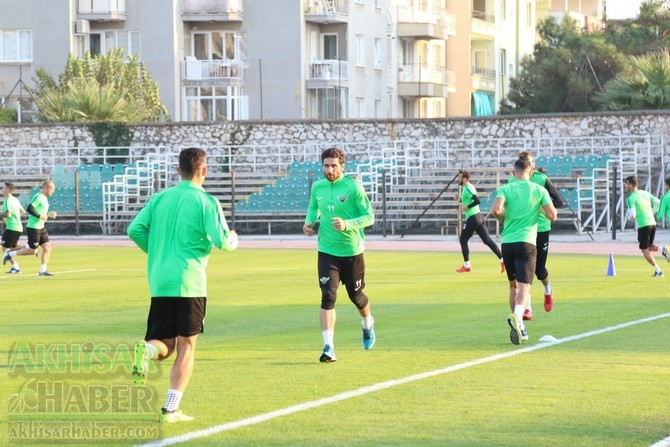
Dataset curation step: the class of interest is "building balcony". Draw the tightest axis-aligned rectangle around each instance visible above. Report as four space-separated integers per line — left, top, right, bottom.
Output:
548 11 603 31
77 0 126 21
397 1 456 39
398 64 451 97
471 10 495 39
471 66 496 92
306 60 349 88
181 0 243 22
305 0 349 24
184 58 245 81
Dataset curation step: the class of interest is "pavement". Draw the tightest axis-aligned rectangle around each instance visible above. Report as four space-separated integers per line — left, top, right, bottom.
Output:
50 229 654 256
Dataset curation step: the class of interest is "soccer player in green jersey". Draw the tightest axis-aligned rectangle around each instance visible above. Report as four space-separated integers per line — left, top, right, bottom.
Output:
656 177 670 226
512 151 565 321
303 147 376 363
624 175 664 276
128 148 238 423
3 180 57 276
492 158 557 345
455 170 504 273
1 182 25 273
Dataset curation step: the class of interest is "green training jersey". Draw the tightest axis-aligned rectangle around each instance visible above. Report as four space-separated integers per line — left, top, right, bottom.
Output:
2 195 24 232
127 181 238 298
496 179 551 245
26 193 49 230
657 190 670 223
460 183 480 218
626 189 659 228
509 171 551 232
305 174 375 257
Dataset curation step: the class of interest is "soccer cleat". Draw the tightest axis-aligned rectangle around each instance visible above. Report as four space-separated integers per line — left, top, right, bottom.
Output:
521 329 529 342
38 271 54 276
500 262 506 273
319 344 336 363
522 309 533 321
663 245 670 263
456 266 471 273
362 320 376 350
6 266 21 274
132 342 150 385
507 314 521 345
2 249 10 265
160 408 194 423
544 293 554 312
652 271 664 277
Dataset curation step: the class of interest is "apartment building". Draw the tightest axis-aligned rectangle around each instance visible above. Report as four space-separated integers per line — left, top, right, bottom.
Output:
0 0 603 122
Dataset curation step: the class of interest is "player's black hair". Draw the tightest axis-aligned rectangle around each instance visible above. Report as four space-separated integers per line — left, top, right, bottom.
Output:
624 175 638 187
179 147 206 179
321 147 345 165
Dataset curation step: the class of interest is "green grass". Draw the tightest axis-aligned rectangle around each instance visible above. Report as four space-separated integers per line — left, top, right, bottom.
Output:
1 246 669 446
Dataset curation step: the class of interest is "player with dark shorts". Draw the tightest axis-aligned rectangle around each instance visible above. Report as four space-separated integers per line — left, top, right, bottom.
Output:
303 147 376 363
492 158 557 345
128 147 238 423
3 180 56 276
624 175 663 277
1 182 25 274
455 171 504 273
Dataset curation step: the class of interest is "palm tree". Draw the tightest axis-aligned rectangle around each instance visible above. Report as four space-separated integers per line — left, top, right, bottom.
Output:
598 50 670 110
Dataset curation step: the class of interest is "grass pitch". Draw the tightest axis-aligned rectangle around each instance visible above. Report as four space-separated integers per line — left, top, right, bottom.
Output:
1 245 669 446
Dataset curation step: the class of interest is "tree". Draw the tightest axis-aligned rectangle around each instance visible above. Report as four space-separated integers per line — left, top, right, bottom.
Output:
604 1 670 55
499 17 629 115
597 50 670 110
31 48 169 123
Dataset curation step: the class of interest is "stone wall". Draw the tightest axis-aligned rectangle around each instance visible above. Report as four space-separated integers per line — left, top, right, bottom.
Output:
0 110 668 158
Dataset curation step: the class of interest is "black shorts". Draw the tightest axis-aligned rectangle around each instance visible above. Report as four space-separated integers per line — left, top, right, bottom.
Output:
26 227 49 249
637 225 656 250
2 229 22 249
144 297 207 341
317 251 367 309
502 242 537 285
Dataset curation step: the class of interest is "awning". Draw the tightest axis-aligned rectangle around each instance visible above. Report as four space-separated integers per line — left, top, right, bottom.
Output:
472 91 494 116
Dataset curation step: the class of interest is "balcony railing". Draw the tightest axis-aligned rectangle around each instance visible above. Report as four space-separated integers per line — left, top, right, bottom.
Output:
472 67 496 79
309 60 349 80
184 58 245 80
472 10 495 23
305 0 348 15
398 64 448 85
398 1 455 31
77 0 126 19
182 0 243 19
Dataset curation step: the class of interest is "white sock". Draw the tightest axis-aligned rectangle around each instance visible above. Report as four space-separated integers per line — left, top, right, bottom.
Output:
322 330 334 348
544 283 552 295
9 250 16 257
525 294 532 311
145 342 158 360
12 261 19 269
463 261 471 268
655 264 662 274
40 264 47 273
164 389 183 412
514 304 525 329
362 315 374 330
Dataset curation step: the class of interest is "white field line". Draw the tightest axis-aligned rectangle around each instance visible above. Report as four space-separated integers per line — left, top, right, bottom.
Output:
137 312 670 447
0 269 95 278
650 437 670 447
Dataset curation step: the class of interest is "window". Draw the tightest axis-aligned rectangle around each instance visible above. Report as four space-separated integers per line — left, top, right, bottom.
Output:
308 87 348 119
184 85 246 121
526 2 532 27
89 30 140 57
375 99 382 118
0 30 32 62
193 31 241 61
374 38 382 68
401 39 412 65
501 0 506 20
322 34 338 60
356 35 365 66
356 97 365 118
